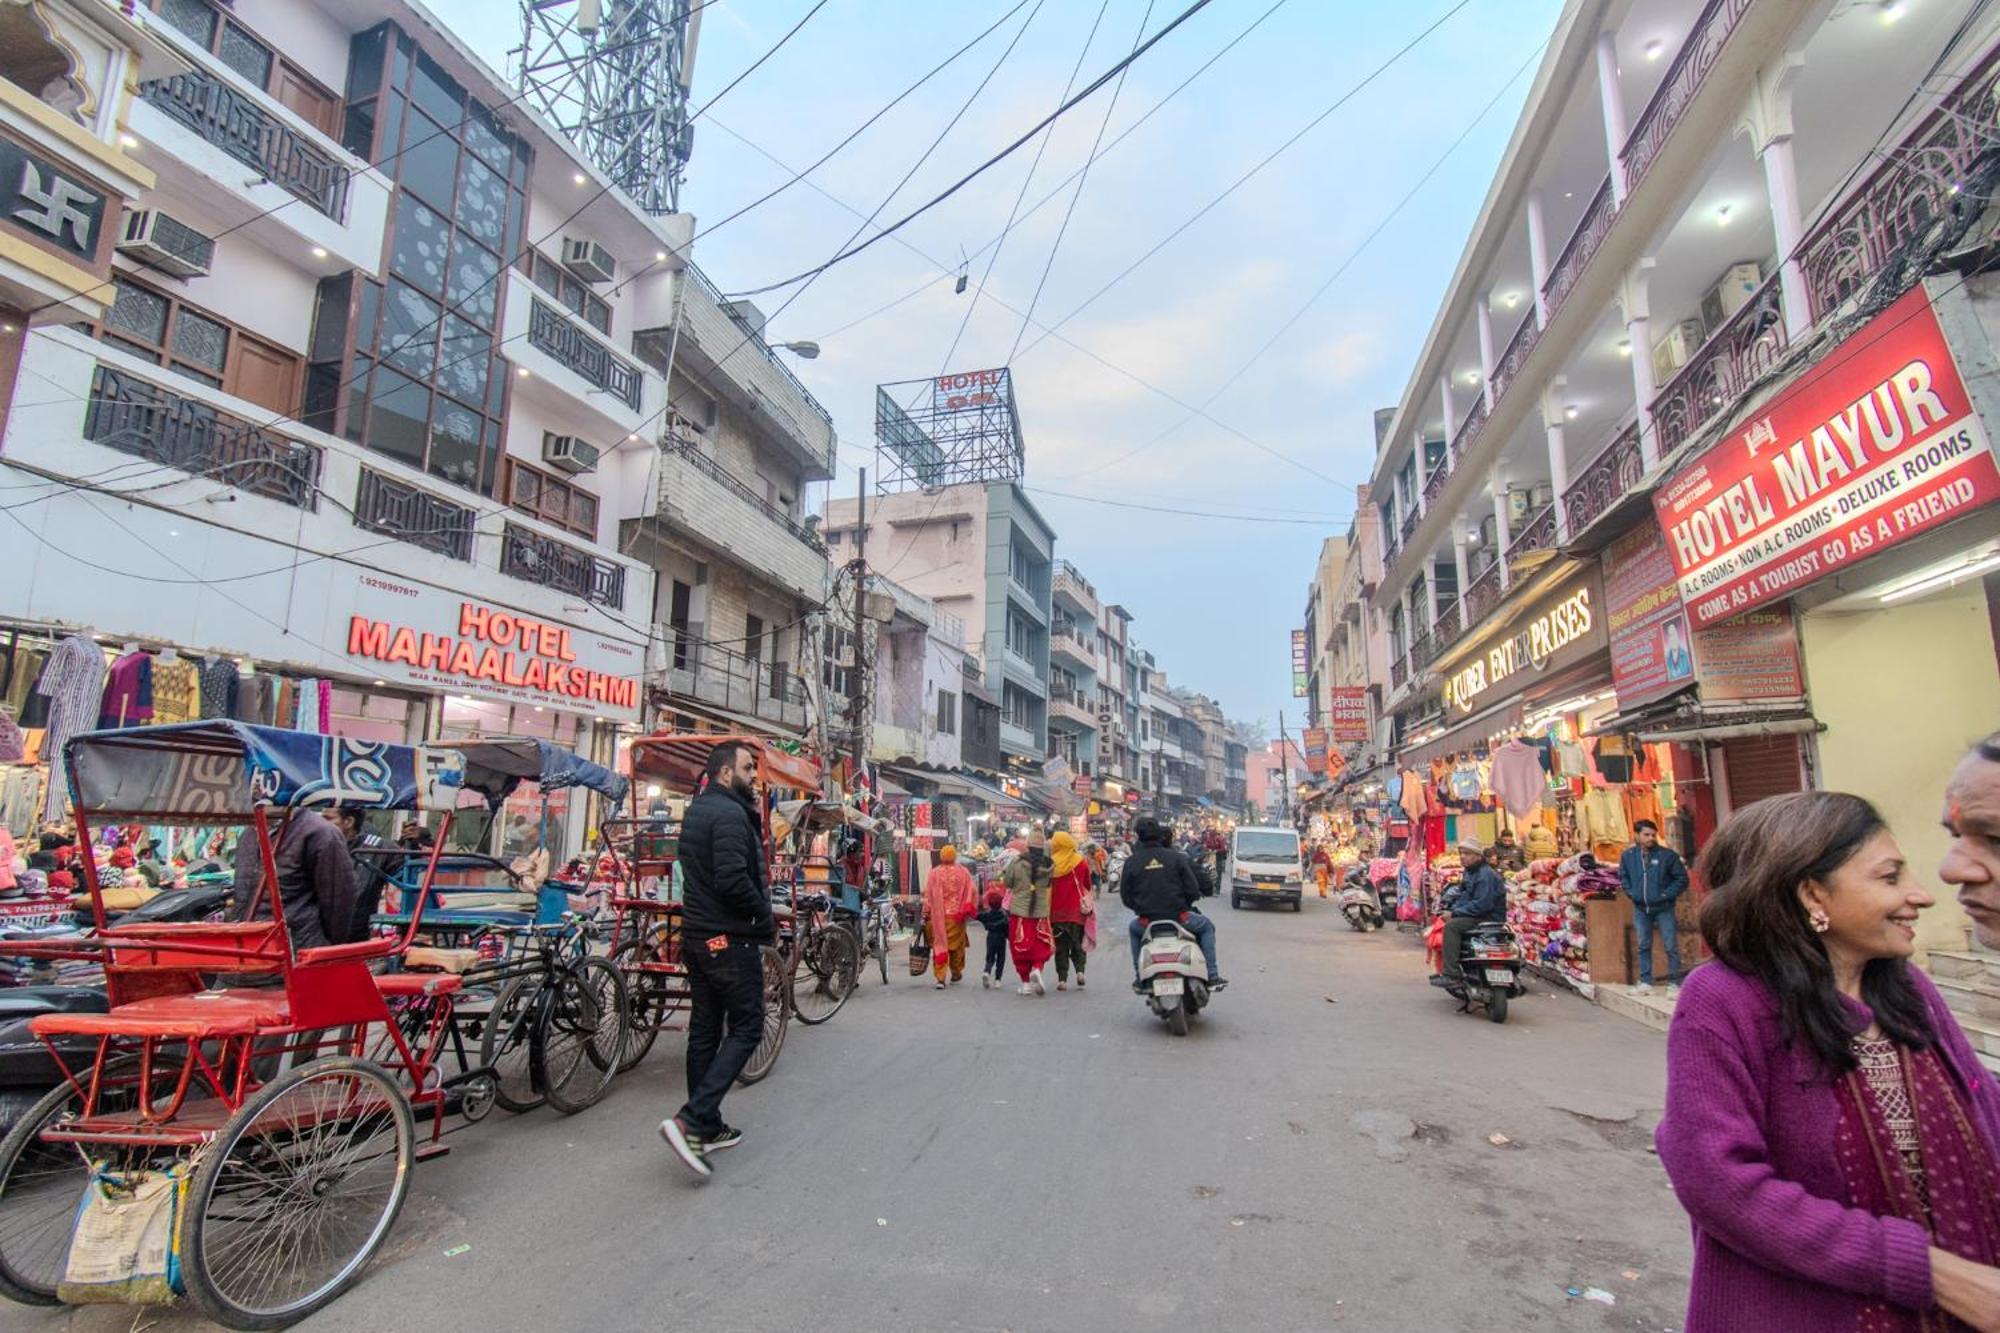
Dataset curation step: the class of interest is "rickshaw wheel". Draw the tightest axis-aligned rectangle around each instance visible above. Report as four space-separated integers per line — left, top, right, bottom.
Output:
535 957 627 1115
610 932 676 1073
480 975 548 1114
735 945 790 1086
183 1057 414 1331
0 1079 106 1304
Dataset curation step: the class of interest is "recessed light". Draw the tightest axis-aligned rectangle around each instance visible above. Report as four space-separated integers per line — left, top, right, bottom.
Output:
1 324 15 334
311 246 328 258
1616 339 1632 358
1462 371 1480 385
1880 0 1906 22
516 367 529 377
1564 405 1579 420
1502 292 1521 309
572 171 587 185
1644 38 1665 61
654 250 668 262
1716 204 1733 225
1564 190 1574 199
118 132 139 149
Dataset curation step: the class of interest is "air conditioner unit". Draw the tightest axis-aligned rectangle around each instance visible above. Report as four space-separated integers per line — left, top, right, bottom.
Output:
1700 262 1763 332
1651 317 1707 383
560 236 616 285
541 432 601 475
116 210 215 277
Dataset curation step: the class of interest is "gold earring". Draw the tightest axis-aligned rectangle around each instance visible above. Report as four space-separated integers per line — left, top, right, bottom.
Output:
1809 909 1831 934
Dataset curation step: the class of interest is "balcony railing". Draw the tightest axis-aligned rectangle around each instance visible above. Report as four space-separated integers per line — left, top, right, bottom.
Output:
1422 454 1451 508
1382 530 1401 569
1449 395 1488 462
1618 0 1756 192
1561 421 1644 539
1399 507 1419 543
1507 503 1558 571
355 468 475 561
1409 626 1437 672
83 364 321 510
1650 273 1787 457
1054 559 1096 602
1799 45 2000 323
666 433 826 553
1489 309 1540 406
1433 598 1462 646
142 68 351 220
1462 564 1503 626
1390 656 1409 690
663 634 807 720
500 522 626 608
1543 176 1615 321
681 263 835 436
528 298 643 409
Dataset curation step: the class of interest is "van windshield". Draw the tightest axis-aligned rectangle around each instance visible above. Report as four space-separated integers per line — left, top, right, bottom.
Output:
1235 832 1300 862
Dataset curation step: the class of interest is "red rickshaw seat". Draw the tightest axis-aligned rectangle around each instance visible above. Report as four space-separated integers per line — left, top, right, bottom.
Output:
372 972 465 998
30 988 294 1040
296 937 400 967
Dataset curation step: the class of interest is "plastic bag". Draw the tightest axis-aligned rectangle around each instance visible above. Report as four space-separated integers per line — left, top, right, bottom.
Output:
58 1161 189 1304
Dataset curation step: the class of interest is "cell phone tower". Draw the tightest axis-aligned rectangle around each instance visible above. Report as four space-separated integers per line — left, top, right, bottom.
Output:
514 0 701 215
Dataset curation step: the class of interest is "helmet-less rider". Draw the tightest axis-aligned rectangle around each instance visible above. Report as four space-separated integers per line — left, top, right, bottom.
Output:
1119 816 1226 993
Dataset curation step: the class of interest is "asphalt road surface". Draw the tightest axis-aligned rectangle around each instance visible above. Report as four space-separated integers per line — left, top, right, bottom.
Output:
39 893 1694 1333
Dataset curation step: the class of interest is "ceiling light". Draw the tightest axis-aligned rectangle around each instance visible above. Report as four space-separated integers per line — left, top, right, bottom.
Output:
118 132 139 149
1716 204 1733 226
1644 38 1665 61
1879 0 1907 22
373 679 386 686
1564 405 1579 420
1462 371 1480 385
311 246 328 258
516 367 529 377
654 250 668 262
0 324 15 334
1881 551 2000 603
572 171 587 185
1564 190 1574 199
1503 292 1521 309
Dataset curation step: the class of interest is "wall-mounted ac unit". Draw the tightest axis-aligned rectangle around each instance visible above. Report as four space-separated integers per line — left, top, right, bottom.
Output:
542 432 601 475
1651 317 1707 383
117 210 215 277
1700 262 1763 332
561 237 616 285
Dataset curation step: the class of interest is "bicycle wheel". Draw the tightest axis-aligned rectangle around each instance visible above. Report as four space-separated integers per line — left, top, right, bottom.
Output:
792 925 859 1025
735 944 790 1086
873 918 890 985
182 1057 414 1330
535 956 627 1115
610 931 676 1073
479 974 547 1114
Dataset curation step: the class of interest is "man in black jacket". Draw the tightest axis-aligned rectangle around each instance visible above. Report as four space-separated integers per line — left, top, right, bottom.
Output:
1119 817 1224 991
660 741 774 1179
1437 840 1507 985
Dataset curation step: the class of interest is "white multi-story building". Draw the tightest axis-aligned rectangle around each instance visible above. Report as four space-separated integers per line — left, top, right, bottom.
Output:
1048 558 1100 776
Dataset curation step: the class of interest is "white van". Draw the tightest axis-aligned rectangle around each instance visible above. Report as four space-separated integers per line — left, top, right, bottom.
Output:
1226 825 1305 912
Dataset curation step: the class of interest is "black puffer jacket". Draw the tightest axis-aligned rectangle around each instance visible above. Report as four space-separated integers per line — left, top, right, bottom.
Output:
677 784 775 941
1118 840 1203 921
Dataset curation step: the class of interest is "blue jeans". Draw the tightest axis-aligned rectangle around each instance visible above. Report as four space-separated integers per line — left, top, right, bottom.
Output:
1129 912 1219 982
1633 901 1681 985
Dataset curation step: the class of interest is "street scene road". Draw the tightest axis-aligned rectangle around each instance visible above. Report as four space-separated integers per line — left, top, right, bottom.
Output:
42 898 1689 1333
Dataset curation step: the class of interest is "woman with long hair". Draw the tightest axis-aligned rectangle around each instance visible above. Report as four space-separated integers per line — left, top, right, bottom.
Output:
1658 791 2000 1331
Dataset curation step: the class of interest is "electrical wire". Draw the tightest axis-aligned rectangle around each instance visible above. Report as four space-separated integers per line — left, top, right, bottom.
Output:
1026 487 1354 524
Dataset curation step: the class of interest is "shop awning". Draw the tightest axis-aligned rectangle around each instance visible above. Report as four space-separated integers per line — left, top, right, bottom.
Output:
1399 698 1524 768
882 763 1022 808
1586 697 1820 744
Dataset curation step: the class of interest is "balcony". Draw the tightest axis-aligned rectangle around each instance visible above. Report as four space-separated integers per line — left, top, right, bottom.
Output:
502 280 660 440
1409 626 1437 673
1049 686 1098 731
1050 619 1094 667
1650 273 1787 458
1399 507 1418 544
671 264 836 479
142 68 348 219
661 636 809 734
1422 454 1451 509
1448 395 1487 467
1542 176 1616 324
1052 559 1098 614
1001 720 1039 756
355 468 475 562
1462 564 1503 627
529 298 641 409
1561 421 1644 542
1390 656 1409 690
1618 0 1758 195
655 436 830 603
500 522 625 609
1489 309 1541 407
84 364 319 510
1506 504 1558 574
1432 598 1461 645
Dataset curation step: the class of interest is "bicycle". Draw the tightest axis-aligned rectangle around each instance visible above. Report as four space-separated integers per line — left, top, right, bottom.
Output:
777 888 859 1024
471 913 628 1115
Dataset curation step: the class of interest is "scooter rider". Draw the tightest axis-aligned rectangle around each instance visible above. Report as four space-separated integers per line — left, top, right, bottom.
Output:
1434 839 1506 986
1120 816 1226 992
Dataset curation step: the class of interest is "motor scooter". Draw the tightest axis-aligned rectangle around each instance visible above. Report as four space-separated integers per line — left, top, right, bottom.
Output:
1425 911 1526 1023
1336 867 1383 931
1135 918 1212 1036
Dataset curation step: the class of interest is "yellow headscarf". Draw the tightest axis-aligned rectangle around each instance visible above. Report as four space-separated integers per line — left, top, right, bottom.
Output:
1049 831 1081 878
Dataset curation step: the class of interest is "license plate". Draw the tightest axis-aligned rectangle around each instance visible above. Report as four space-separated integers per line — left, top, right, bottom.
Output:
1485 968 1513 985
1153 976 1183 996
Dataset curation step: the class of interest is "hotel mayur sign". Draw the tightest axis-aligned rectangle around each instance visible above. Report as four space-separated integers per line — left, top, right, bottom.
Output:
1442 573 1605 717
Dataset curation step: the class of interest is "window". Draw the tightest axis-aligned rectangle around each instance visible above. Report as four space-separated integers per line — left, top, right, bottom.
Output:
92 277 301 415
668 580 692 671
935 691 957 736
517 248 610 335
150 1 340 135
503 459 599 539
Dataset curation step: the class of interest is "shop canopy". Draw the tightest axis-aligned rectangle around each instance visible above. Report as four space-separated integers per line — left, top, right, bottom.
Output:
1399 699 1524 768
450 737 630 811
882 763 1020 808
773 798 887 835
1584 696 1819 745
65 721 475 822
629 732 823 796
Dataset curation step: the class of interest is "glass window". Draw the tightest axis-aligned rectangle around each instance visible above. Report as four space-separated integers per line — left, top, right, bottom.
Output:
379 90 405 168
381 280 439 378
573 490 598 536
308 273 353 362
364 366 429 467
427 398 482 490
218 21 273 88
437 315 489 405
456 153 506 249
446 237 499 327
157 0 217 47
411 50 464 124
347 24 387 100
172 308 229 378
104 280 168 346
340 99 377 161
464 107 511 173
399 111 461 211
390 194 448 295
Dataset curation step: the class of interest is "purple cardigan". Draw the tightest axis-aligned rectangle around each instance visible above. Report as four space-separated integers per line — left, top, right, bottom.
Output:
1658 961 2000 1331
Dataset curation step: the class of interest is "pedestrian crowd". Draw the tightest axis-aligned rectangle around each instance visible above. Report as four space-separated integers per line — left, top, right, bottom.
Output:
919 828 1107 996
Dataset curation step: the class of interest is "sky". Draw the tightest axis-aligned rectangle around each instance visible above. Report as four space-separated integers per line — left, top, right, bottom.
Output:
433 0 1565 737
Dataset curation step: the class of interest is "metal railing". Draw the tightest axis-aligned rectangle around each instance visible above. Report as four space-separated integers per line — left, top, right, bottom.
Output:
142 68 350 220
1561 421 1644 539
528 298 643 409
1618 0 1757 192
1461 564 1503 626
1650 273 1788 457
1543 176 1615 320
1409 626 1437 672
665 432 827 553
1507 503 1558 571
83 364 320 510
681 263 835 435
355 468 475 561
1489 308 1540 406
1422 452 1451 508
1054 559 1096 602
662 634 807 716
1389 656 1408 690
1399 507 1419 543
1799 44 2000 323
1449 395 1488 462
1432 598 1462 646
499 522 625 608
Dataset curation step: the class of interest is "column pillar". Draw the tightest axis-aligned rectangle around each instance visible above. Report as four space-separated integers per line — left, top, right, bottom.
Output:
1526 192 1551 325
1412 430 1429 517
1739 55 1811 340
1476 303 1497 410
1621 260 1660 470
1452 528 1470 604
1596 32 1630 204
1544 381 1572 542
1427 557 1443 629
1491 476 1514 592
1438 375 1459 460
1398 583 1415 673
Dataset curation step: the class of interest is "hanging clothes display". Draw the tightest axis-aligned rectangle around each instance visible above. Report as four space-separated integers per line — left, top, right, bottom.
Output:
151 658 200 725
0 769 41 837
97 650 153 728
1488 740 1547 818
198 657 240 719
0 707 21 764
33 635 104 825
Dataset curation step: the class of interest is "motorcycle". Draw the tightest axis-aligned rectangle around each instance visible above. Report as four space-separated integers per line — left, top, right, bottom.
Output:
1135 918 1213 1037
1336 867 1383 932
1425 912 1526 1023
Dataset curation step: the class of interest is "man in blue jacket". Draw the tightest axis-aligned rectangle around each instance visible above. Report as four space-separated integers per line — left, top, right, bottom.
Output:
1619 818 1689 994
1435 840 1506 986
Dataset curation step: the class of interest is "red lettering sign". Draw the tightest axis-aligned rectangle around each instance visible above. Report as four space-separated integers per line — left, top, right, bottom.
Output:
347 597 637 713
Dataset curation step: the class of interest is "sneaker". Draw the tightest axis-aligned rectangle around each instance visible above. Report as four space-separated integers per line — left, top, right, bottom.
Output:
1031 969 1046 996
1208 977 1228 991
699 1126 743 1153
1057 980 1068 992
982 974 993 989
1075 974 1086 989
1017 983 1034 996
658 1117 711 1179
934 980 947 990
1633 982 1656 995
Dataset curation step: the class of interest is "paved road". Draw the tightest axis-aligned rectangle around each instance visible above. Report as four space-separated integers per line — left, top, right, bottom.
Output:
45 894 1694 1332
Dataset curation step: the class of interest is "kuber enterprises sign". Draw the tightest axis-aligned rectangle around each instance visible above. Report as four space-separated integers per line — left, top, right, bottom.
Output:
1653 287 2000 628
1443 572 1606 716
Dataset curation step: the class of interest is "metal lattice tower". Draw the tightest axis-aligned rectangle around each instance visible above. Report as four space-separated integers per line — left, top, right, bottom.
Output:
874 368 1026 492
515 0 698 215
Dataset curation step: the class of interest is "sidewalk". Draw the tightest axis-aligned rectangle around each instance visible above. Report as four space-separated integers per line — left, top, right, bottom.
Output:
1594 983 1678 1033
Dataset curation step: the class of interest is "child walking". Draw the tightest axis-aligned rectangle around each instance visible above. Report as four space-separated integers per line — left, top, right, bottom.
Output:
976 888 1009 989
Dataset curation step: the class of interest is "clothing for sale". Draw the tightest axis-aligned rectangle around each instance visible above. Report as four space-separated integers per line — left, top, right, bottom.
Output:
0 769 41 838
1593 738 1635 785
1398 769 1428 820
1577 787 1629 847
33 635 103 825
232 674 276 725
0 708 20 764
1555 736 1589 781
198 657 239 719
1448 763 1482 801
97 651 153 728
1622 784 1665 832
1488 740 1547 819
150 659 199 725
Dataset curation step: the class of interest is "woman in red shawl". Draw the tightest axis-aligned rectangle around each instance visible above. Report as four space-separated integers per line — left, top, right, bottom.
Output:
921 846 977 987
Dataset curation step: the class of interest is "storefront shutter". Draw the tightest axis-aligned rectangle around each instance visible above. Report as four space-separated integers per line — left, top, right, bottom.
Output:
1721 735 1804 811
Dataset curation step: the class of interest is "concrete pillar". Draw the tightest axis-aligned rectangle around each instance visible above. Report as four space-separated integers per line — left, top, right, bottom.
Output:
1398 583 1415 671
1427 558 1443 629
1621 260 1659 470
1412 430 1429 517
1438 375 1459 454
1526 192 1551 325
1476 303 1497 410
1596 32 1630 204
1492 477 1514 591
1452 529 1470 604
1544 382 1572 542
1738 55 1811 339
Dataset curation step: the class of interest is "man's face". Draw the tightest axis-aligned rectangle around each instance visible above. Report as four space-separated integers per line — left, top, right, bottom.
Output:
1942 754 2000 947
1637 826 1658 850
727 748 760 798
1462 849 1483 870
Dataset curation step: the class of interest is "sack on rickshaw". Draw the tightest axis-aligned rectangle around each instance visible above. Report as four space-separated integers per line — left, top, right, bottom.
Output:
909 914 932 976
58 1160 190 1305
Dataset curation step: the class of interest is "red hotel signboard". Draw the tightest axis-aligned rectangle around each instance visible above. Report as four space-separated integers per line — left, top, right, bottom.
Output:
1653 287 2000 628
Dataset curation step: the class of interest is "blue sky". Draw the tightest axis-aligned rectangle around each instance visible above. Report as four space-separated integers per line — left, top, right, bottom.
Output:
436 0 1563 734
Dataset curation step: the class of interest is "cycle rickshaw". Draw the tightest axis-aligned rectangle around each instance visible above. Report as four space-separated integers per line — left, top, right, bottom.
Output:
0 722 498 1328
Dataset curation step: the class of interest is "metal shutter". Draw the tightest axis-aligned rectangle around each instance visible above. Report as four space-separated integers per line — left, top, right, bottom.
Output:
1721 735 1805 810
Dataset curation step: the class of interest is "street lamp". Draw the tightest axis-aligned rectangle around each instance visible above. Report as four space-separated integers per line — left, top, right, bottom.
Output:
775 341 820 359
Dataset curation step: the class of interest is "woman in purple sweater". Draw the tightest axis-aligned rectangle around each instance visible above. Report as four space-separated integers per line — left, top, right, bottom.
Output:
1659 791 2000 1331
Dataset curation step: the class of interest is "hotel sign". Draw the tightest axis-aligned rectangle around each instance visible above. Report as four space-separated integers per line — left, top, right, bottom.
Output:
1442 573 1606 716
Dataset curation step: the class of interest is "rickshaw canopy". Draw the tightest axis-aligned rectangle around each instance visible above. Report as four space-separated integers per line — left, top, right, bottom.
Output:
773 798 885 835
450 736 630 810
627 733 821 797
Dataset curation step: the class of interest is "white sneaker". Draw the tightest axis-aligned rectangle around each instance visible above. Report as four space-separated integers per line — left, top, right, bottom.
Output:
1076 974 1086 989
1057 980 1068 992
1633 982 1655 995
1665 984 1681 999
1017 983 1034 995
1031 968 1046 996
982 973 993 989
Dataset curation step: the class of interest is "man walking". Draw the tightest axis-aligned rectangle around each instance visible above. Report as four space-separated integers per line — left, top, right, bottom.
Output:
1618 818 1688 994
660 741 774 1180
